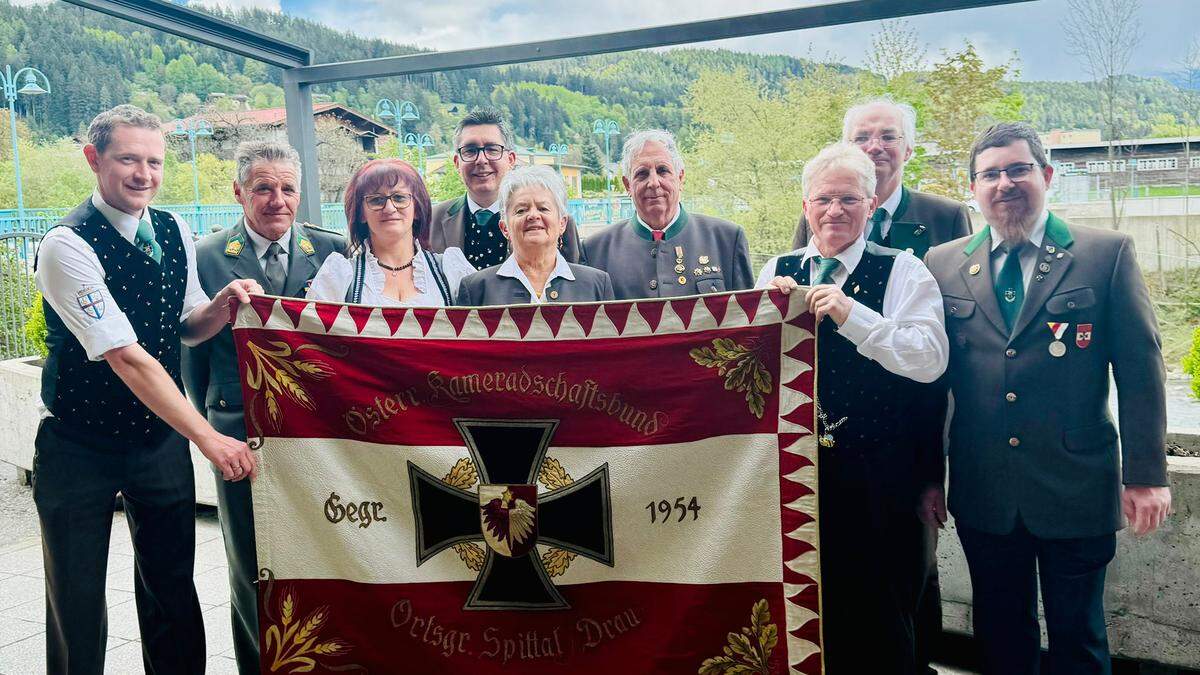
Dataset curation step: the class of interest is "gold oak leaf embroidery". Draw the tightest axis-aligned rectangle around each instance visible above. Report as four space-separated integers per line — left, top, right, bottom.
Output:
697 599 780 675
263 588 351 673
689 338 773 419
537 456 577 576
244 340 346 445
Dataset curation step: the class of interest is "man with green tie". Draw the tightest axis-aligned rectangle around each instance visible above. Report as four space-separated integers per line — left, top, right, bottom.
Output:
758 141 948 673
33 104 261 674
925 122 1171 674
185 140 344 674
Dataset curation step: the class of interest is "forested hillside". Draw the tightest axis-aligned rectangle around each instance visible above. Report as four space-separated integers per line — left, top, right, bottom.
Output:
2 0 1192 155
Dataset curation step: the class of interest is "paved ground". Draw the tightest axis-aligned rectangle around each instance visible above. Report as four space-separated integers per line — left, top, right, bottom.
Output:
0 468 978 674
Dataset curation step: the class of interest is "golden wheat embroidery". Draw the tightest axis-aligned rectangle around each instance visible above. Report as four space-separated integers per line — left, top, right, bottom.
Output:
244 340 344 443
263 589 351 673
689 338 773 419
698 599 780 675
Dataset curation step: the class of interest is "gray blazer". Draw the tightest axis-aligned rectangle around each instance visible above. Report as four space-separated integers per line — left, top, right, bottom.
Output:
585 206 754 300
429 194 586 264
793 186 971 259
455 263 614 306
924 213 1167 539
182 219 345 436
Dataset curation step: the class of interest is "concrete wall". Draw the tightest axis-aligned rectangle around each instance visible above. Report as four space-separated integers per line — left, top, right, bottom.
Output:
939 449 1200 669
1054 200 1200 272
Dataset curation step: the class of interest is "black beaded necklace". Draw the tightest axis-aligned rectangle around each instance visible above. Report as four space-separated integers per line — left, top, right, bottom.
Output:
376 258 415 274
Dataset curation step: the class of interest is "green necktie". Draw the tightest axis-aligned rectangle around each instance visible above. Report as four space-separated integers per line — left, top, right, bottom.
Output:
135 218 162 263
811 255 841 286
475 209 495 228
994 242 1025 332
867 208 888 245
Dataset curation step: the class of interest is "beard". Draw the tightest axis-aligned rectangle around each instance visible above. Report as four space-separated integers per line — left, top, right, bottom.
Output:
989 191 1038 244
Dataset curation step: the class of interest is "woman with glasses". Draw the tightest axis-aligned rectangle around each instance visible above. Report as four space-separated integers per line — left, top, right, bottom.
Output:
307 158 474 305
456 165 613 305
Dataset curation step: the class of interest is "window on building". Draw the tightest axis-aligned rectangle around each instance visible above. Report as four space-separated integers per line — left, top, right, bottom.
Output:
1191 155 1200 169
1111 160 1126 172
1086 161 1110 173
1136 157 1178 171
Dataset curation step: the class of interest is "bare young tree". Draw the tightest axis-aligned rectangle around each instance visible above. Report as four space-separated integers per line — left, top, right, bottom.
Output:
1063 0 1143 230
864 19 927 84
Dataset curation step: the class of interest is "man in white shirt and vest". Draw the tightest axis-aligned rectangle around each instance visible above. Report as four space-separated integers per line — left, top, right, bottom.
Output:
760 141 949 674
33 105 260 674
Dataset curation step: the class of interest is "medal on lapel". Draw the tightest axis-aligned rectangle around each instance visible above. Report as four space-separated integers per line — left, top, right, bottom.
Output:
1047 321 1069 357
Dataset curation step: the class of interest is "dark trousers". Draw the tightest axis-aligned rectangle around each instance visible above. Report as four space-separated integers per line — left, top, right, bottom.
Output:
915 524 942 674
957 519 1115 675
32 418 205 675
213 463 261 674
819 450 922 675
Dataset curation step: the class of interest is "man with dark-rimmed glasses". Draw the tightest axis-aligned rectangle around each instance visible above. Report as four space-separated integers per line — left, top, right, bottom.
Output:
925 122 1171 674
428 108 584 268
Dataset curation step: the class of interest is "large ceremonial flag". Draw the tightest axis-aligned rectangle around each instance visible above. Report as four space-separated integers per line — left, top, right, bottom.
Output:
233 288 820 674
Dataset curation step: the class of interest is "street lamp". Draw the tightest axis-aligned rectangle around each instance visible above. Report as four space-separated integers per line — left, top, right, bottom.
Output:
376 99 419 158
404 132 435 177
2 65 51 229
592 119 620 223
548 143 569 170
169 118 214 219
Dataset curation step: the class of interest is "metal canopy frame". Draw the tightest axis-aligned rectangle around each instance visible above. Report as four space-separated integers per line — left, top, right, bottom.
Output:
67 0 1033 224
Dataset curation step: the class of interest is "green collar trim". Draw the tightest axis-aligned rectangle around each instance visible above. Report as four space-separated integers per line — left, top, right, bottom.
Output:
631 204 689 242
963 211 1073 256
1044 211 1074 249
962 226 991 256
892 185 912 221
447 194 467 217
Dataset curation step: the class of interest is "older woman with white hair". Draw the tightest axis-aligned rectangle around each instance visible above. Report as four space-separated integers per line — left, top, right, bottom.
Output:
757 142 949 673
456 165 614 305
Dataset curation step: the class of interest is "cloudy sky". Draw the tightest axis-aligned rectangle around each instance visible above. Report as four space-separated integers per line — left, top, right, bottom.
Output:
183 0 1196 82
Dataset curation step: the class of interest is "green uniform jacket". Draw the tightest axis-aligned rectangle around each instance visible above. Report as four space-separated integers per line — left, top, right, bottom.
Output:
924 214 1167 539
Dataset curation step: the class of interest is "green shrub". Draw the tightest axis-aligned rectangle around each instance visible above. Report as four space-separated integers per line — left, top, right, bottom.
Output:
23 293 48 359
1183 326 1200 399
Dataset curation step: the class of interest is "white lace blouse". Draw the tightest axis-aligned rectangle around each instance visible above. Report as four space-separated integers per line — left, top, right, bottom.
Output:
306 241 475 306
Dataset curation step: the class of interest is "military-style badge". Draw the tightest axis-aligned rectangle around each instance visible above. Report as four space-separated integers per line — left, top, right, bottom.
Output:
1048 322 1069 357
1076 323 1093 349
76 287 105 320
1039 262 1051 274
913 225 927 235
224 233 245 257
479 485 538 558
698 255 710 265
969 263 981 276
297 232 316 255
1046 245 1057 254
677 275 688 285
548 290 559 300
674 263 686 274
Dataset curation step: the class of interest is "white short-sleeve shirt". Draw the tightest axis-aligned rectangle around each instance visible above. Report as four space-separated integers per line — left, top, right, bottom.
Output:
34 191 209 362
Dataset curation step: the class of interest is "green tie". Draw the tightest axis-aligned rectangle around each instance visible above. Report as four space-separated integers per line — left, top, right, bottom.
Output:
867 208 888 245
475 209 495 228
994 242 1025 332
135 218 162 263
811 256 841 285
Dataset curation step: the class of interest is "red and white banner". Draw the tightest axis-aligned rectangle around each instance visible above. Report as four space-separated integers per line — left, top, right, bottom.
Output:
234 289 820 674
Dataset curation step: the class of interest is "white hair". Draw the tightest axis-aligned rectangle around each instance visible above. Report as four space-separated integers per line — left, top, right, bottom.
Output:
620 129 685 178
802 142 877 199
842 97 918 153
498 164 568 217
234 140 302 187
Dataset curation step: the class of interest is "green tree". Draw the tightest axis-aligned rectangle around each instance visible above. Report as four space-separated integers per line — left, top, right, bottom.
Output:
921 42 1023 200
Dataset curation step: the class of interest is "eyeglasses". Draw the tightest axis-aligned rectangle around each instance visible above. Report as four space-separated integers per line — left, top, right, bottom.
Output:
456 144 507 162
851 133 904 148
809 195 867 208
972 163 1037 185
364 193 413 210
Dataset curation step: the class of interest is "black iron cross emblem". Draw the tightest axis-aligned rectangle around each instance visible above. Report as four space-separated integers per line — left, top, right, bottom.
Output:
407 419 614 610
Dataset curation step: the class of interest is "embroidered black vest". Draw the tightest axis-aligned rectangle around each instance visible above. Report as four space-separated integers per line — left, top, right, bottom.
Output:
40 203 188 450
775 245 926 458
